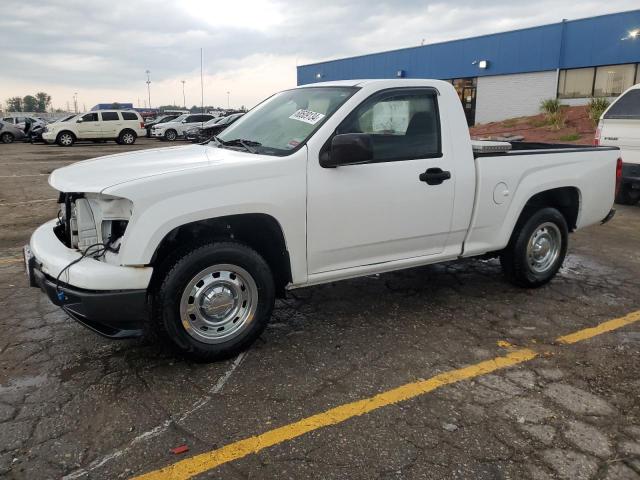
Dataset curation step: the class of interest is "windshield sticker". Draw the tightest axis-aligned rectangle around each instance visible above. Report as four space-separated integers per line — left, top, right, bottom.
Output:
287 140 300 149
289 109 325 125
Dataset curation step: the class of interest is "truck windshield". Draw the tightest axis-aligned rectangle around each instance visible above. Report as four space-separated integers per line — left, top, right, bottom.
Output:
214 86 357 156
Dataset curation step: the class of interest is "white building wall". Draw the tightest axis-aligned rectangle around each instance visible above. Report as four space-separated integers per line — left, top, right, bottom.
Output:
475 71 558 124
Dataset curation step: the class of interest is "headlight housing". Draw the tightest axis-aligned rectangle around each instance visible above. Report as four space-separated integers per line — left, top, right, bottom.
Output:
59 193 133 250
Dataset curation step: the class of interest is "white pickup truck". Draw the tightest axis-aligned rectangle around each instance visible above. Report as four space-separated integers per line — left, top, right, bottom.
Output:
25 79 621 360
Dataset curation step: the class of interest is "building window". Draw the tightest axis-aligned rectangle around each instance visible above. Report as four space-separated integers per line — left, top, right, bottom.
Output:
593 64 636 97
558 68 595 98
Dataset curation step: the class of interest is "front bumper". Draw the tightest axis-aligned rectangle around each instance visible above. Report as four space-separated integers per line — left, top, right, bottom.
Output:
26 220 153 338
27 252 145 338
150 129 165 138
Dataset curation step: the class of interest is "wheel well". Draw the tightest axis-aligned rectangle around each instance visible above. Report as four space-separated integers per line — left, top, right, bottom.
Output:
120 128 136 135
150 214 292 297
57 130 76 140
523 187 580 231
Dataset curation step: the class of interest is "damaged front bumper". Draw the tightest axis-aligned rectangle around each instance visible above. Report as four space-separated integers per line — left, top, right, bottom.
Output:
25 220 153 339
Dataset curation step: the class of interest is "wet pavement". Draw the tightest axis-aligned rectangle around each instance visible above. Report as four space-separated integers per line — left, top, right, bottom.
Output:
0 140 639 479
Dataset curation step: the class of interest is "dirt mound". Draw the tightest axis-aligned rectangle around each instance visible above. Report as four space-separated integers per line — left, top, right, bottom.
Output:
471 106 596 144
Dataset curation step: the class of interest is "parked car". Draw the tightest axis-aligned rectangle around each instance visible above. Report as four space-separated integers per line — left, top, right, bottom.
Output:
26 79 620 360
184 113 244 142
41 110 145 147
144 114 180 137
0 120 26 143
596 83 640 205
2 116 46 131
150 113 214 141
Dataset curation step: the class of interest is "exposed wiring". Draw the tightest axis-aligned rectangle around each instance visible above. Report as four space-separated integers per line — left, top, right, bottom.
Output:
55 242 109 301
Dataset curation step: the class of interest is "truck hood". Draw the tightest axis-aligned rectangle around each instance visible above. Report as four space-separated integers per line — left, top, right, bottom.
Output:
49 144 213 193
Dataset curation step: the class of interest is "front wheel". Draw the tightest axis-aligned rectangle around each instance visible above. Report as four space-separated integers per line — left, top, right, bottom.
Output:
56 132 75 147
1 132 14 144
164 129 177 141
151 242 275 361
500 207 568 288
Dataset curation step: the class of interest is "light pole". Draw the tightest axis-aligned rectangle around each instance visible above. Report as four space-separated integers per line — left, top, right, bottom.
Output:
181 80 186 108
73 92 78 114
227 91 230 109
146 70 152 109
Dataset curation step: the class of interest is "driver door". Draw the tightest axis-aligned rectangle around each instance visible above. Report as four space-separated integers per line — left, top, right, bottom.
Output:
76 112 101 139
306 88 455 274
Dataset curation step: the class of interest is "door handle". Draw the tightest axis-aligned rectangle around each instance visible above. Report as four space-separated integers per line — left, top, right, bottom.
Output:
419 168 451 185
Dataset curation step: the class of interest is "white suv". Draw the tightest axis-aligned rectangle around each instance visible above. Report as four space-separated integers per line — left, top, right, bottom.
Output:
42 110 145 147
596 83 640 205
150 113 214 141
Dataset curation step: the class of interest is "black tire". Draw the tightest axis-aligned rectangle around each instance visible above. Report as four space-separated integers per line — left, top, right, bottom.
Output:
56 131 75 147
151 242 275 361
615 185 640 206
117 129 137 145
164 129 178 141
500 207 568 288
1 132 14 144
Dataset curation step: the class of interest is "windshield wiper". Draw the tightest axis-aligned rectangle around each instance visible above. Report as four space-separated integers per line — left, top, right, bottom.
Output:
213 136 261 153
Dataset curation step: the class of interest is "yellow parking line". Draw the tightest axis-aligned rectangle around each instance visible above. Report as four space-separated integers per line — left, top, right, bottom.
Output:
130 310 640 480
556 310 640 344
0 257 22 265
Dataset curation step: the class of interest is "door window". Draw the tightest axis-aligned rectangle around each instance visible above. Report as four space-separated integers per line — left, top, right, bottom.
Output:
121 112 138 120
101 112 120 121
336 89 441 162
82 113 98 122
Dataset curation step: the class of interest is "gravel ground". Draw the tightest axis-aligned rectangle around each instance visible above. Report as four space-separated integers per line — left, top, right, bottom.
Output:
0 139 638 480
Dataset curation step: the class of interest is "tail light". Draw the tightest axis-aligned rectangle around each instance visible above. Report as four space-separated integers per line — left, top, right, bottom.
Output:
594 123 601 146
140 122 145 129
615 157 623 196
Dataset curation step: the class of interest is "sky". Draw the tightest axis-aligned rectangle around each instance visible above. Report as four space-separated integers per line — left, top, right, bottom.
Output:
1 0 638 112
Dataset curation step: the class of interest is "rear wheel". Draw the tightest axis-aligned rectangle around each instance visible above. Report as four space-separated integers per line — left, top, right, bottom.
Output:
1 132 14 144
151 242 275 361
615 185 640 206
117 129 137 145
500 207 568 288
56 131 75 147
164 129 177 141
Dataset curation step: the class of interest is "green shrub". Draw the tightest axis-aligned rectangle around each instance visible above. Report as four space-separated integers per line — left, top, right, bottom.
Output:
587 97 610 125
540 98 565 129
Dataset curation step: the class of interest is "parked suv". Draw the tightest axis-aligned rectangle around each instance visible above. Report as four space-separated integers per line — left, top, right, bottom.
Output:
596 83 640 205
42 110 145 147
150 113 214 141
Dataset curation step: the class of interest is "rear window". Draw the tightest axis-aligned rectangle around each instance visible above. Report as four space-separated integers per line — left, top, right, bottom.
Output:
604 89 640 120
101 112 120 121
121 112 139 121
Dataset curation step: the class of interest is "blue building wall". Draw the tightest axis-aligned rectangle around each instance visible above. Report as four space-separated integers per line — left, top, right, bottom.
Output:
297 10 640 85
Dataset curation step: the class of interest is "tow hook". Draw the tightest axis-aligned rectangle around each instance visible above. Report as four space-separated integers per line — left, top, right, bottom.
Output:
601 208 616 225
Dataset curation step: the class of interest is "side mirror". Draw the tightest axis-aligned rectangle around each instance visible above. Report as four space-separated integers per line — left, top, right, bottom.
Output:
320 133 373 168
181 119 187 123
76 118 83 123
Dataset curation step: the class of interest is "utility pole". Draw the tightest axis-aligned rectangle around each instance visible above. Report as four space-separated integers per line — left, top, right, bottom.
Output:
73 93 78 114
181 80 186 108
227 91 230 109
146 70 152 109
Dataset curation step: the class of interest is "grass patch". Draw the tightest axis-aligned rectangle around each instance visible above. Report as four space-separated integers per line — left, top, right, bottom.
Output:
558 133 581 142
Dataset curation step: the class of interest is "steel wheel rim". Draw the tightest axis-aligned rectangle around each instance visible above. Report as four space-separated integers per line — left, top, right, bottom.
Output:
60 134 72 145
123 132 134 144
179 264 258 344
526 222 561 274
